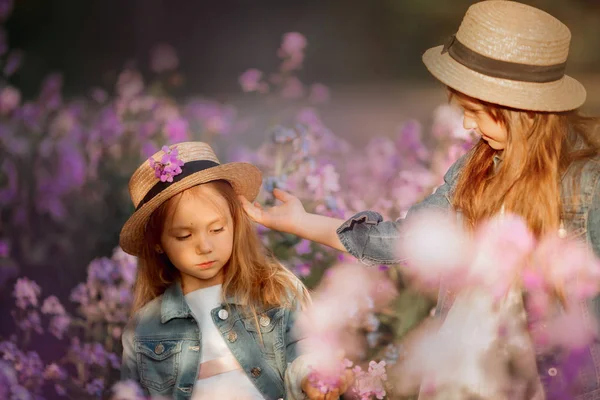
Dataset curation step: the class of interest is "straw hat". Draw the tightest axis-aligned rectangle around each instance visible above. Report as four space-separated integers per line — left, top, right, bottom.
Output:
120 142 262 256
422 0 586 112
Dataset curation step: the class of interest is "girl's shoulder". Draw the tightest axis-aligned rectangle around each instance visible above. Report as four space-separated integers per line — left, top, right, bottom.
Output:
562 154 600 205
124 295 165 333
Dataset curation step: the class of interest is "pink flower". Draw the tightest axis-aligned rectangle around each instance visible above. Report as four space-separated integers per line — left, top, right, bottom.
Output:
164 118 189 142
116 70 144 99
239 69 264 92
396 210 470 291
280 32 307 55
41 296 66 315
49 315 71 339
0 86 20 114
431 104 473 141
148 145 185 183
306 164 340 199
150 43 179 73
43 363 67 380
13 278 41 309
295 239 312 255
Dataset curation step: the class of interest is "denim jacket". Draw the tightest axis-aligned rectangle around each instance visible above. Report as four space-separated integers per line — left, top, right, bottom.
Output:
336 153 600 399
121 282 311 400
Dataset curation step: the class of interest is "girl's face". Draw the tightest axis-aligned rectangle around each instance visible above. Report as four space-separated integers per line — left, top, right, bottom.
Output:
460 97 508 151
160 183 234 294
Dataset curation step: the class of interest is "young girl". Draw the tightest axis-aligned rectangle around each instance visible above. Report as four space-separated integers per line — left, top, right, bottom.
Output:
119 142 351 400
240 1 600 398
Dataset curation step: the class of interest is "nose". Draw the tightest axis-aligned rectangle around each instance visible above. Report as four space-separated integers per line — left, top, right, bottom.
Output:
463 114 478 131
195 236 212 255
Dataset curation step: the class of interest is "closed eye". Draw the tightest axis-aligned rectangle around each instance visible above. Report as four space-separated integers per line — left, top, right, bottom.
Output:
175 234 191 241
212 227 224 233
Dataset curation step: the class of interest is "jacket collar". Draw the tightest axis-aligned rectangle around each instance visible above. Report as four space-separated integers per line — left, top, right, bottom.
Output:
160 281 246 324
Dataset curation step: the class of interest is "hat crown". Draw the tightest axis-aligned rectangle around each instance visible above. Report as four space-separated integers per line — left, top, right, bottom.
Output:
128 142 220 208
456 1 571 66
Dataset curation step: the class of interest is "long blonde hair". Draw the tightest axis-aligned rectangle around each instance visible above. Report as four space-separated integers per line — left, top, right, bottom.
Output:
449 88 600 237
132 179 309 314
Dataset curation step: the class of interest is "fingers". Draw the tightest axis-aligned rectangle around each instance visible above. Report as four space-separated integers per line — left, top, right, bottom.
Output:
273 188 294 202
238 195 262 222
324 389 340 400
304 386 325 400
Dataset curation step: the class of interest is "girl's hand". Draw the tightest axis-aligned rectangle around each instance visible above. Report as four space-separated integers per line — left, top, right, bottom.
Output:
239 188 307 235
301 369 354 400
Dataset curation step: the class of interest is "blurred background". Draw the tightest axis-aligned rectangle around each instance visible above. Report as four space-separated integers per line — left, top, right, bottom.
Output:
8 0 600 138
2 0 600 398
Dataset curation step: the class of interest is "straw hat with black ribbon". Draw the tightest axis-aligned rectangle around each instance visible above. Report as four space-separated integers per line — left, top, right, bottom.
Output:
422 0 586 112
119 142 262 256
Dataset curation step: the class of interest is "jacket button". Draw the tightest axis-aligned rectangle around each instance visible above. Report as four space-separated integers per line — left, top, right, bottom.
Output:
218 309 229 320
251 367 262 378
259 315 270 327
154 344 165 355
548 367 558 376
228 331 238 343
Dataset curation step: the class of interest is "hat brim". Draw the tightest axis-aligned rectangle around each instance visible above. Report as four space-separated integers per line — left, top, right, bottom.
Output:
119 162 262 256
422 45 586 112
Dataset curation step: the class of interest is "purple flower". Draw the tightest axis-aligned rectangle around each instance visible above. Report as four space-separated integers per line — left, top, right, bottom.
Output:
13 278 41 310
111 380 145 400
16 311 43 334
41 296 66 315
86 378 105 396
295 240 312 255
87 257 116 284
0 85 21 114
69 283 88 305
48 315 71 339
239 69 265 93
0 361 16 400
141 141 158 158
43 363 67 381
54 384 66 396
281 32 307 54
294 263 311 277
164 118 189 142
4 50 23 77
117 69 144 99
148 145 184 183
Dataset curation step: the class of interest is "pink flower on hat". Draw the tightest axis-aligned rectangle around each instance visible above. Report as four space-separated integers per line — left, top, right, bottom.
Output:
148 145 184 183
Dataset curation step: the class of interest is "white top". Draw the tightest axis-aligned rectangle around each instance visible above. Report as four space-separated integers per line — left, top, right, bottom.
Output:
185 284 265 400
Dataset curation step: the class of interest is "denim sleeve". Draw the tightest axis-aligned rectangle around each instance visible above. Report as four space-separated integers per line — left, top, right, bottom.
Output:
336 154 466 266
587 175 600 259
120 320 140 383
283 301 309 400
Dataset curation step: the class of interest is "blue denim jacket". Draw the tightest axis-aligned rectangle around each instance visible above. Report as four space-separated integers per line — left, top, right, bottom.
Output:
337 153 600 399
121 282 310 400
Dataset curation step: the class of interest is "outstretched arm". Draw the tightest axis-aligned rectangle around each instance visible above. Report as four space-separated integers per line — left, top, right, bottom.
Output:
239 188 346 252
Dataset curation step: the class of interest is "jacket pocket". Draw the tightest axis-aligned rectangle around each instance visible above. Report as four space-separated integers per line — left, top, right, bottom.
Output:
242 307 285 357
136 339 182 393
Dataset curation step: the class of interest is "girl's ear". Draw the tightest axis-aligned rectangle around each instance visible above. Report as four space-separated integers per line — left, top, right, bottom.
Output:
155 245 164 254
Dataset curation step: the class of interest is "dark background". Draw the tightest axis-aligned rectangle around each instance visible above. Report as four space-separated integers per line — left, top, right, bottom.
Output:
6 0 600 101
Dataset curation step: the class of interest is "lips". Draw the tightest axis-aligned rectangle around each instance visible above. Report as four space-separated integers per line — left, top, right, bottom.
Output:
196 261 216 269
